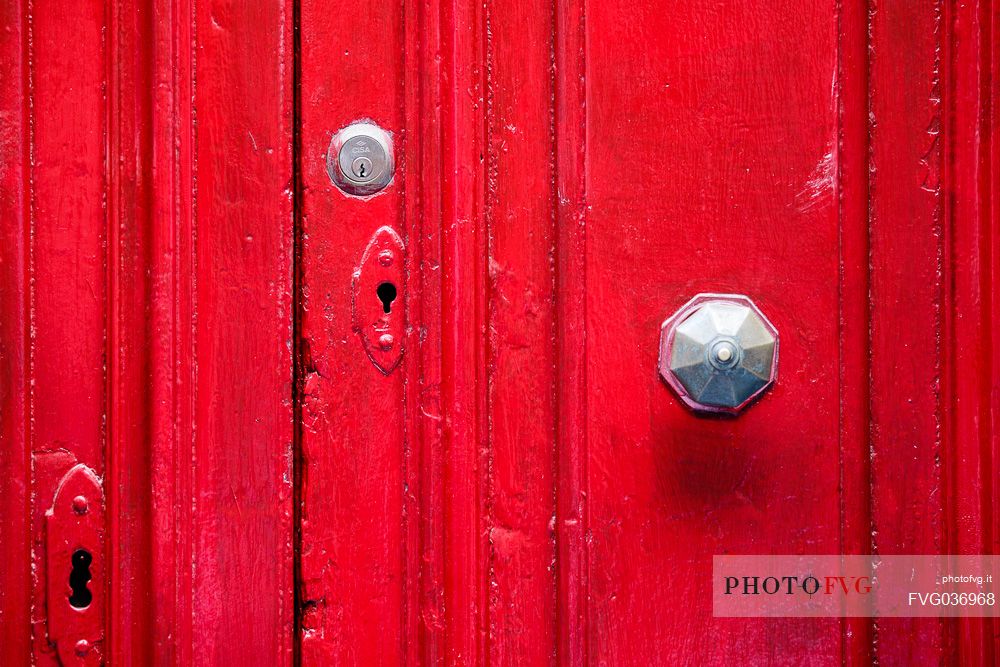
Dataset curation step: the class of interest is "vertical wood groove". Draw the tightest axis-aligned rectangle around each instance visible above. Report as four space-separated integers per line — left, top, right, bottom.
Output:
554 0 588 661
943 0 999 661
150 0 198 662
24 0 35 656
403 0 436 661
439 0 488 659
0 0 31 661
107 0 156 661
290 0 303 661
483 1 496 659
837 0 874 661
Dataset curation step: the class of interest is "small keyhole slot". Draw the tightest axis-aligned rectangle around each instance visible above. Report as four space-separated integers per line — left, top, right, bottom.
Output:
69 549 93 609
377 282 397 314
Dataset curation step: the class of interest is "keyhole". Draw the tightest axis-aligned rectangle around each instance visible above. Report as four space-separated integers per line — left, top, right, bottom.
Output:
358 163 367 177
377 282 397 314
69 549 93 609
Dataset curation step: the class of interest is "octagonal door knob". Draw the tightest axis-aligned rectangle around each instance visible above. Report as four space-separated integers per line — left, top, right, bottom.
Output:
658 293 778 415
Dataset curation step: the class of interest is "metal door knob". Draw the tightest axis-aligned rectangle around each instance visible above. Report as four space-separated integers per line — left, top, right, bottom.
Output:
658 293 778 415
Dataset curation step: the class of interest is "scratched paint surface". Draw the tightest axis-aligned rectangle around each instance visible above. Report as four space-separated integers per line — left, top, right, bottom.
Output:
294 0 1000 663
0 0 997 665
1 0 294 665
297 0 409 662
297 0 998 664
583 0 844 662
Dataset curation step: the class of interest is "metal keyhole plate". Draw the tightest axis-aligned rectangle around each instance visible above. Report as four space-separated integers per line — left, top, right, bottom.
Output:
327 121 395 196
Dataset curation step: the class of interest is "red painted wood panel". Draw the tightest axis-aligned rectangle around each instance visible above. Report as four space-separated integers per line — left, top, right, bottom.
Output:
107 0 155 662
28 2 109 662
948 2 1000 662
296 0 409 663
869 0 949 662
188 0 295 662
584 1 844 662
403 0 447 662
0 2 31 664
0 0 997 664
148 2 199 663
297 0 998 664
438 0 488 662
486 0 558 663
1 0 295 663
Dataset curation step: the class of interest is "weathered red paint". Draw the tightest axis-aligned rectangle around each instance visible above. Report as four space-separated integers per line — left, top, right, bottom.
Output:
1 0 998 665
2 0 294 664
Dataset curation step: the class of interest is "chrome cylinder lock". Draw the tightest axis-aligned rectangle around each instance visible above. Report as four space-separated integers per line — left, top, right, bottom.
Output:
327 121 395 196
658 293 778 415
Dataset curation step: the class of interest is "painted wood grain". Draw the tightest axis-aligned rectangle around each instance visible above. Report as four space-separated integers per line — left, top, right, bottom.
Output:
0 1 31 664
0 0 996 664
149 1 199 663
189 0 295 662
28 1 109 662
296 0 1000 663
296 0 409 663
108 0 155 661
947 2 1000 662
1 0 295 663
403 0 447 661
485 0 558 663
584 0 844 662
869 0 949 661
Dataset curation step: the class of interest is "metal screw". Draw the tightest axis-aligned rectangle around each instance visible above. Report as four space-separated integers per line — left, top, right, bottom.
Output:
378 250 394 267
709 340 739 369
378 334 394 351
75 640 90 656
72 496 89 515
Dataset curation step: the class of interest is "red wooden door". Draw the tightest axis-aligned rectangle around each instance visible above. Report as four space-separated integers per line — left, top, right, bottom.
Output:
1 0 998 665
